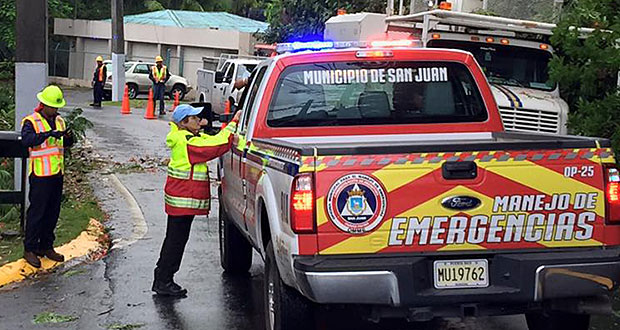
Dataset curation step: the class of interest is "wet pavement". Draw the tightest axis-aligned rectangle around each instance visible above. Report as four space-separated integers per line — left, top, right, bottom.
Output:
0 87 617 329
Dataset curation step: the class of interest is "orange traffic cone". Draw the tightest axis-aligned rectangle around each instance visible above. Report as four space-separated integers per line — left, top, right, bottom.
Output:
121 85 131 114
221 99 231 129
171 91 180 112
144 88 156 120
224 99 231 114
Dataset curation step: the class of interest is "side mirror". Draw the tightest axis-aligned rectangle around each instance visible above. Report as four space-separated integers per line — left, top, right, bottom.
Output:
215 71 224 84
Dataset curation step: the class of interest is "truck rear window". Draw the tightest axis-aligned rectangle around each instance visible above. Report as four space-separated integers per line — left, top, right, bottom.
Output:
267 61 488 127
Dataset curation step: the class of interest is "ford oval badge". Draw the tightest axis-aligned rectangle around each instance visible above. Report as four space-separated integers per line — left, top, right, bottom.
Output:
441 196 481 211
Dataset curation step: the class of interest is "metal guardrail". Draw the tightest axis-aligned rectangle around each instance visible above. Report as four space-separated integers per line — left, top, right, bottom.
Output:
0 131 28 231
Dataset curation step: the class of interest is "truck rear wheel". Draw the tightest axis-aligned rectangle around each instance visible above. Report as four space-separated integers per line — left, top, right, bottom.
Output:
264 242 314 330
218 199 252 274
526 311 590 330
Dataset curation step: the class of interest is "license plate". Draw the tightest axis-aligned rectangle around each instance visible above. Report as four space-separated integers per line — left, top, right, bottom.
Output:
433 259 489 289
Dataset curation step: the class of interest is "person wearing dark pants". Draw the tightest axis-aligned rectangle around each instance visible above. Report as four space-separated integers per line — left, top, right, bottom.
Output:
24 175 63 257
149 55 170 116
90 56 106 108
154 215 193 294
21 85 73 268
153 104 240 297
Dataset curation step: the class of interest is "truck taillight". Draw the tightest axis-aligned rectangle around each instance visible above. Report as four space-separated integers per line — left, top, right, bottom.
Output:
605 166 620 224
290 174 315 233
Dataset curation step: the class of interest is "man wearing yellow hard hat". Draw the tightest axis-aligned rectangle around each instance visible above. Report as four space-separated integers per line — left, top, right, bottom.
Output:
91 55 107 108
20 85 74 268
149 55 170 116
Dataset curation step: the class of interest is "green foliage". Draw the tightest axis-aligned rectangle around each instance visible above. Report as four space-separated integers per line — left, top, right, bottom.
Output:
261 0 387 43
32 312 78 324
549 0 620 150
63 107 94 144
0 86 14 131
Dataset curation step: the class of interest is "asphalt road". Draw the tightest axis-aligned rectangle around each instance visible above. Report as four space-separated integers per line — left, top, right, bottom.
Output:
0 88 618 329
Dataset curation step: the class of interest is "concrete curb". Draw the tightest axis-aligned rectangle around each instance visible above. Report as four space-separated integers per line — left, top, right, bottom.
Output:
108 174 148 250
0 218 106 288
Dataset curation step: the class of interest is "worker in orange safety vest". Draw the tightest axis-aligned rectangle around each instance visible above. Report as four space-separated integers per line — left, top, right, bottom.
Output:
90 55 106 108
20 85 74 268
152 104 240 297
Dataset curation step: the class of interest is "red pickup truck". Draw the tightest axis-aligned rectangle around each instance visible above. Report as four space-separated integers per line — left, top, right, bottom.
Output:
216 40 620 330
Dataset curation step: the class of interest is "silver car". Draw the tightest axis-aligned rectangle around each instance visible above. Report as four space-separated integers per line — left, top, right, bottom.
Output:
103 61 192 100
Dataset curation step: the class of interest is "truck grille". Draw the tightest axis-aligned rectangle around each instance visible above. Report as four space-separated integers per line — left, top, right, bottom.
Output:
498 106 560 134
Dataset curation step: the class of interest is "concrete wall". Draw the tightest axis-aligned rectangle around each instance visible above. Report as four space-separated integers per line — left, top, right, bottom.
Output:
54 18 259 99
55 19 252 51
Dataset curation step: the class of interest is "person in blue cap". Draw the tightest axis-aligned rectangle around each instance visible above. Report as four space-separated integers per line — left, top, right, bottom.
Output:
152 104 240 296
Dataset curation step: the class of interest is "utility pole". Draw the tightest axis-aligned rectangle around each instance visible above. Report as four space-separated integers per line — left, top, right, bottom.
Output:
15 0 48 190
111 0 125 102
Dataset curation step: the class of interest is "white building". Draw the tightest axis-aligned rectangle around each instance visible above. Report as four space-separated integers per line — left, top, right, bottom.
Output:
53 10 268 96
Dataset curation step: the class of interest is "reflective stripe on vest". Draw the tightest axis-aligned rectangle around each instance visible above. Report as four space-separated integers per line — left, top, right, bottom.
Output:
164 194 210 210
22 112 65 176
152 65 166 82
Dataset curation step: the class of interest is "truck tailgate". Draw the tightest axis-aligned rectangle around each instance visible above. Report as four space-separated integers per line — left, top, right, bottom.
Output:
310 148 620 255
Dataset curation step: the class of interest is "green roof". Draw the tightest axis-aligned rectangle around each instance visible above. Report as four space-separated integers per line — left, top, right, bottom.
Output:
117 10 268 33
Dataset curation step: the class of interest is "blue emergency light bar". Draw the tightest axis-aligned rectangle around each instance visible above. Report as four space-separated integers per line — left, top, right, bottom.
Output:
276 39 418 53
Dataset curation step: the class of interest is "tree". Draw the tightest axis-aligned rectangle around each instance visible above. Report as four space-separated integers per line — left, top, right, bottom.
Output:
261 0 386 43
549 0 620 150
0 0 71 60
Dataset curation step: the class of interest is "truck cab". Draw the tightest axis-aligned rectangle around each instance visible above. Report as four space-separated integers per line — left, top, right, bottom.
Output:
325 9 571 135
217 40 620 330
196 57 261 114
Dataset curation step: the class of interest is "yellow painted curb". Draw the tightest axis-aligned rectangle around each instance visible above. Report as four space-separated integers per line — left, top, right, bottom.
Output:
0 218 106 288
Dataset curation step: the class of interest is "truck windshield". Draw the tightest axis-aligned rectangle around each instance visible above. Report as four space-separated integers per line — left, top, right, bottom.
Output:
428 40 553 91
267 61 488 127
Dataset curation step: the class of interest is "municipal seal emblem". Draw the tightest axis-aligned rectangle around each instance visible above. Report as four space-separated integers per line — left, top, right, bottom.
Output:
326 173 387 234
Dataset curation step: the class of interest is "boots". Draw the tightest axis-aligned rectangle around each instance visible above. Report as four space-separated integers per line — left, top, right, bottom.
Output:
23 251 41 268
152 269 187 297
36 249 65 262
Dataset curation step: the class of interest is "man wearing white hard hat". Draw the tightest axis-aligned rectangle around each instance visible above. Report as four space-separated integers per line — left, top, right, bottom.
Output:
90 55 106 108
152 104 240 296
149 55 170 116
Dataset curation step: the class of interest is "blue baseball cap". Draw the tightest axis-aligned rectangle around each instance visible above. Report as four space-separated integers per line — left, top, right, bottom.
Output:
172 104 203 123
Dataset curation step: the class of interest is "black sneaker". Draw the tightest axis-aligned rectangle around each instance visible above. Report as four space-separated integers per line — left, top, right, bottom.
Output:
152 280 187 297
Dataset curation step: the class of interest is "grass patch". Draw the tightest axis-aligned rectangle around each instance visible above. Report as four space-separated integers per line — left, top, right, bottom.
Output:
103 100 148 108
33 312 78 324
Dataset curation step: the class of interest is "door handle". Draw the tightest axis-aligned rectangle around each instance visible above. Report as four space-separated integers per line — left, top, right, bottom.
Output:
442 161 477 180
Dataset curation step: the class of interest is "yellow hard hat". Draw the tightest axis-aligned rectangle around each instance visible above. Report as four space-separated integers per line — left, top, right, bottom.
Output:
155 55 164 62
37 85 66 109
96 56 104 62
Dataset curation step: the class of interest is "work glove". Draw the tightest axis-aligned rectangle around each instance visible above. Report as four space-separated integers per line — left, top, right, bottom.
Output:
49 130 64 139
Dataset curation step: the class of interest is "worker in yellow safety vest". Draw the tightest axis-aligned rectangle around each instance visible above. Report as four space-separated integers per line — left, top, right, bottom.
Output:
90 55 107 108
20 85 74 268
152 104 240 296
149 55 170 116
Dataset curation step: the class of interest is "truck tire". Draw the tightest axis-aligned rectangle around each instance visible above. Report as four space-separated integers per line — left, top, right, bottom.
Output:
170 84 186 101
264 242 315 330
219 199 252 274
525 311 590 330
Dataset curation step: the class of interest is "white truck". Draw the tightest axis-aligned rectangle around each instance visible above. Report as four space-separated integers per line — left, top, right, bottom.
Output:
195 56 262 114
325 9 571 135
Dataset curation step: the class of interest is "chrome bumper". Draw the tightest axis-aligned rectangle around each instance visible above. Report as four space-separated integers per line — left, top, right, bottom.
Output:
295 270 401 305
534 261 620 301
